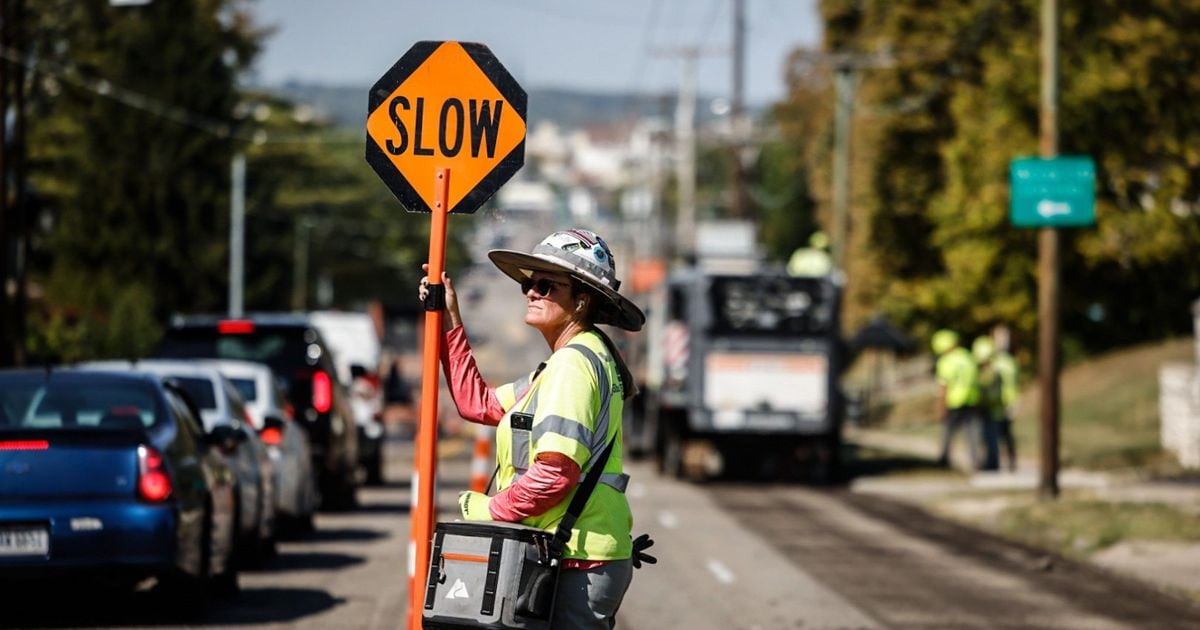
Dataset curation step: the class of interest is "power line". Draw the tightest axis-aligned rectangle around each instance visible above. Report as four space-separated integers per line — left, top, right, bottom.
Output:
621 0 664 118
0 45 359 146
696 0 725 45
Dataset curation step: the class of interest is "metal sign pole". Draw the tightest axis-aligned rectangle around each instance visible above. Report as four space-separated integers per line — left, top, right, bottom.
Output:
409 168 450 628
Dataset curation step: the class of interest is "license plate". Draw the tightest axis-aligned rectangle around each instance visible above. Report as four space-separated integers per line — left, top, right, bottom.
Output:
0 526 50 556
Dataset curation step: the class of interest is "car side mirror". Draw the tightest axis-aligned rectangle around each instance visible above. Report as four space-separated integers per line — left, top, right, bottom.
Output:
207 424 246 452
350 364 368 380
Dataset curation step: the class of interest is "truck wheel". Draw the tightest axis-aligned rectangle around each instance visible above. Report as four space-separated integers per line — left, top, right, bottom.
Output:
660 429 684 479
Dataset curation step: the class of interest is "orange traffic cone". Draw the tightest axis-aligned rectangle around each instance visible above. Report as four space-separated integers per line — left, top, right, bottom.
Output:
469 425 495 492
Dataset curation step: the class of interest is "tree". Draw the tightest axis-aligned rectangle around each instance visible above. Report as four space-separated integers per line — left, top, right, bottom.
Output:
775 0 1200 353
24 0 261 360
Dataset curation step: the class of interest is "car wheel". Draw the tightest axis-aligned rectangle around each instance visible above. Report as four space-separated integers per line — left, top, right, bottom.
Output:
157 500 212 613
365 449 385 486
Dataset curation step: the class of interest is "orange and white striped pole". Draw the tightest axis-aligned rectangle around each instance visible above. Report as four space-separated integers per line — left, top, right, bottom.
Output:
469 426 496 493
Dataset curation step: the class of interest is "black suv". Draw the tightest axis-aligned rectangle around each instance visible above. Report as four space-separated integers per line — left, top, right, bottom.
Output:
157 314 359 509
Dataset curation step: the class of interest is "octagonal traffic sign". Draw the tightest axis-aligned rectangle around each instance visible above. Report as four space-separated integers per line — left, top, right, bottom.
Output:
366 41 527 214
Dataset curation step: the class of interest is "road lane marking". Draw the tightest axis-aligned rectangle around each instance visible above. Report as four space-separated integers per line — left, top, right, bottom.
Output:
657 510 679 529
628 482 646 499
706 559 736 585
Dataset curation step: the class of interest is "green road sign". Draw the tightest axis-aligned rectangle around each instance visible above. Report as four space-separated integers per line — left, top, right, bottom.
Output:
1010 156 1096 228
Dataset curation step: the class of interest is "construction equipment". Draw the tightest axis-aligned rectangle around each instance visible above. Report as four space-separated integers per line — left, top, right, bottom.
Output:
628 261 845 482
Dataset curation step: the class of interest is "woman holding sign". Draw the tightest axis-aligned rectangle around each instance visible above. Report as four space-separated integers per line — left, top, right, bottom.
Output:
418 228 654 628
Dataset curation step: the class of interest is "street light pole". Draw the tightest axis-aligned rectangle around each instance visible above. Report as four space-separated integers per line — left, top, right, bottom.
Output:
228 152 246 318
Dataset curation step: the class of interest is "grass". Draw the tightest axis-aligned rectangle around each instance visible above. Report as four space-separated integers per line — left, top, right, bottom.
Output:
868 338 1194 472
990 496 1200 558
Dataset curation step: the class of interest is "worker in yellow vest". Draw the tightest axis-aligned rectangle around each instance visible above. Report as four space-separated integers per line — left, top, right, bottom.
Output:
971 336 1002 471
932 329 984 469
989 336 1020 471
419 228 655 628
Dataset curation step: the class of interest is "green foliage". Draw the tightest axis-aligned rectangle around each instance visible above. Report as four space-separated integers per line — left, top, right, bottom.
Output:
24 0 258 361
755 137 819 262
20 1 454 363
786 0 1200 351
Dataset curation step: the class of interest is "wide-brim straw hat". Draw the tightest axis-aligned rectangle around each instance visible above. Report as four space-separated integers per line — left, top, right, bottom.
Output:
488 228 645 332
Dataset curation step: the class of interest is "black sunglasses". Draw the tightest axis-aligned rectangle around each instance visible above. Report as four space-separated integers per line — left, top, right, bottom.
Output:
520 277 571 297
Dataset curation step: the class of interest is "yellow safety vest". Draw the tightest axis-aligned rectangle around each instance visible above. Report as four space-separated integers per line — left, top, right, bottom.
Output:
493 330 632 561
991 351 1019 411
936 347 980 409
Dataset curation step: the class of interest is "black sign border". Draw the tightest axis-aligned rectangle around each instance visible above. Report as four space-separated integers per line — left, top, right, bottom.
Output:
365 41 527 215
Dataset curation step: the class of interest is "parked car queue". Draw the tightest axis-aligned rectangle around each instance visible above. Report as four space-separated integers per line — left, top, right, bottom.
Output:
0 311 388 604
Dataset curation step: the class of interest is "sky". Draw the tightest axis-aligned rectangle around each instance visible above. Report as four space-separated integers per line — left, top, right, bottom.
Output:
249 0 822 107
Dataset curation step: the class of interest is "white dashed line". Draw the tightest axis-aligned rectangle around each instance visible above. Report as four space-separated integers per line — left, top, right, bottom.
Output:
657 510 679 529
627 482 646 499
706 559 736 585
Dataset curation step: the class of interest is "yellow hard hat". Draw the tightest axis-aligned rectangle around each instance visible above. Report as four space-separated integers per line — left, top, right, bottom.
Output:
809 231 829 250
972 336 994 362
931 329 958 355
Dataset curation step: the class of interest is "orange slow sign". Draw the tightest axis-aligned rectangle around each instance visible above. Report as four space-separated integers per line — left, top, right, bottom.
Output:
366 41 527 214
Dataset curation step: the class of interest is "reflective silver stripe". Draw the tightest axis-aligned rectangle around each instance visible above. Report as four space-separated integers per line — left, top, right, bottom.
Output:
599 473 629 493
567 345 613 474
512 374 531 398
533 415 594 448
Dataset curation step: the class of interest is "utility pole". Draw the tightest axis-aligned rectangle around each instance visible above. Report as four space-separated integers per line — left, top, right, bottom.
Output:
13 0 27 366
792 50 893 274
654 47 724 260
1038 0 1061 499
676 52 697 259
291 217 311 311
228 152 246 317
0 0 11 367
730 0 752 222
831 65 858 272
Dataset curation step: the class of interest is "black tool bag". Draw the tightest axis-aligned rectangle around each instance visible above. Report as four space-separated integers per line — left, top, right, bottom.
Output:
422 437 616 629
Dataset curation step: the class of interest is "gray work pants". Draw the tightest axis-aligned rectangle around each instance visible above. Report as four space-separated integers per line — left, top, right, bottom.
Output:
552 558 633 629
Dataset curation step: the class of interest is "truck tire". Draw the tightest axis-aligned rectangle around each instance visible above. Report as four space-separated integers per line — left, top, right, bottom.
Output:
660 427 684 479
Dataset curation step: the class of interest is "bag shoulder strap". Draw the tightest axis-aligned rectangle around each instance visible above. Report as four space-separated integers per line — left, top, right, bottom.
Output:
550 342 618 554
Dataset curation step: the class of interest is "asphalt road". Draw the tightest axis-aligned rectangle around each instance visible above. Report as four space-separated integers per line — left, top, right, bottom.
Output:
6 436 1200 629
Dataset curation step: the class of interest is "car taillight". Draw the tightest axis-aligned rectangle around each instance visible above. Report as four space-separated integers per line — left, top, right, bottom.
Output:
137 445 172 502
312 370 332 413
0 440 49 451
259 427 283 446
218 319 255 334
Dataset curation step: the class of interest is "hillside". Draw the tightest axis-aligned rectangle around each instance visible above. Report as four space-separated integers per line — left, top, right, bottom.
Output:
266 81 726 131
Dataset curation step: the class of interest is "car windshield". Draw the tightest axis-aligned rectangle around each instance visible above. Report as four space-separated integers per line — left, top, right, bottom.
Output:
0 377 162 431
230 377 258 402
171 377 218 411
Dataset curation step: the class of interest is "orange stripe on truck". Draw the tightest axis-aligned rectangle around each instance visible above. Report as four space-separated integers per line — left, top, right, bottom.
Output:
442 552 489 564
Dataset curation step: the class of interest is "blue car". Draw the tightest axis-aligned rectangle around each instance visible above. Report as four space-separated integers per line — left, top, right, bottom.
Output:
0 370 238 597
